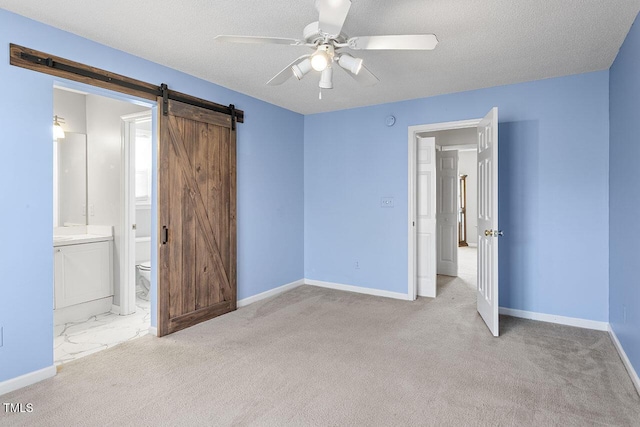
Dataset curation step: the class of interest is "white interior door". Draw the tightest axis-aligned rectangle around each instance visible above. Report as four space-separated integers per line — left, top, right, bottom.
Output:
416 137 437 297
477 107 499 337
436 150 458 276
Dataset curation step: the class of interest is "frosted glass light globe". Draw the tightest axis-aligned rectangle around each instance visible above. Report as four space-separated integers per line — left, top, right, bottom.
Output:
311 52 329 71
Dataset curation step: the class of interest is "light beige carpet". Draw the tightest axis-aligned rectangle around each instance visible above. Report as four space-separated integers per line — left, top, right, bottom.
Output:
1 270 639 426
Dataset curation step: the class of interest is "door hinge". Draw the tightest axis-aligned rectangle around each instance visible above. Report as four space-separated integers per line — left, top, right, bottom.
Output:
162 226 169 244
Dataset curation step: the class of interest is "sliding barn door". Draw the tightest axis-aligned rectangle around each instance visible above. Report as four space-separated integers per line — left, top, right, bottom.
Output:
158 99 236 337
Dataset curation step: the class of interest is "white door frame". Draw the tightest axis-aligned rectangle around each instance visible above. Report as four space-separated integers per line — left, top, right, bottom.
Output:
408 119 481 300
120 111 152 315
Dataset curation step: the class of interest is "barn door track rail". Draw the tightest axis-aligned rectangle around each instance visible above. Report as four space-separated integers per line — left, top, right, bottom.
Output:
9 44 243 127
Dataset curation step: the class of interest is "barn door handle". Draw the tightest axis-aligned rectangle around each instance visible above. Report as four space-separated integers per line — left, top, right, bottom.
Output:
162 226 169 244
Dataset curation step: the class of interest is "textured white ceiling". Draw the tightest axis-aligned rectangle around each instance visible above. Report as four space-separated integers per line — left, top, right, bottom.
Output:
2 1 639 114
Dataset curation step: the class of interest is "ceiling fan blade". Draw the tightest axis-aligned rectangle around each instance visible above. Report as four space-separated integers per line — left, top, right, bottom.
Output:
315 0 351 37
215 35 305 46
348 34 439 50
340 62 379 87
267 55 311 86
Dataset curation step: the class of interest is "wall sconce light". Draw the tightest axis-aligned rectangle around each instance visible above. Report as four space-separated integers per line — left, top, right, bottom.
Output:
53 115 65 140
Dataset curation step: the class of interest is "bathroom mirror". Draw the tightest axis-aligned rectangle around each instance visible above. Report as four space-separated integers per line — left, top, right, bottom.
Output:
55 132 87 226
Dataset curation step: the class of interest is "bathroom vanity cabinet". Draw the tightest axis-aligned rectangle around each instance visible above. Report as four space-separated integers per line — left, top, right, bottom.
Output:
54 240 114 310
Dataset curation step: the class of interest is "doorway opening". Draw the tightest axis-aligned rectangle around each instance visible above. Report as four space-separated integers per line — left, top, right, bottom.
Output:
408 109 500 336
52 83 156 365
407 119 480 300
12 43 243 343
424 127 478 282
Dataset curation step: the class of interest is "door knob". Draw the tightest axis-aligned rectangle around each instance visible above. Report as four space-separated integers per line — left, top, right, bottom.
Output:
484 229 493 236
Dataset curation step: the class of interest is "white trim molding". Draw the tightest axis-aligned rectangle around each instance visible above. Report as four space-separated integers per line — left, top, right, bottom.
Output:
237 279 305 308
608 326 640 396
306 279 411 301
148 326 157 337
499 307 609 331
407 118 482 302
0 366 56 397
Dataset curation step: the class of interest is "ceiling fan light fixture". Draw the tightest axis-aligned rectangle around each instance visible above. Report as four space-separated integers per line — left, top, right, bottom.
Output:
311 44 334 72
292 58 313 80
311 51 329 71
338 54 363 75
219 0 437 94
319 66 333 89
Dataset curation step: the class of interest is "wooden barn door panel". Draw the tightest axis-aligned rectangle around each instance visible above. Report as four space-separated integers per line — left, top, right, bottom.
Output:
158 99 236 337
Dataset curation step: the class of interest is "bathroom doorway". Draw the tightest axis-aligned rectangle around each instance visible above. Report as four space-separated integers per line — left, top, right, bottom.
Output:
121 111 153 317
53 84 155 364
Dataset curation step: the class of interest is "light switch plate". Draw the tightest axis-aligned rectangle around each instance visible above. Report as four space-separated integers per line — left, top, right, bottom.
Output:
381 197 394 208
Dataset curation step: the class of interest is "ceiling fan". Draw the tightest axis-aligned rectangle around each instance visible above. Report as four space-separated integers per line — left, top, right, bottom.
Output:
215 0 438 94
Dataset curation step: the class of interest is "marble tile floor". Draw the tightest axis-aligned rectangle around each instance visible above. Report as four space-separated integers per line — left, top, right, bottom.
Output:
54 296 150 365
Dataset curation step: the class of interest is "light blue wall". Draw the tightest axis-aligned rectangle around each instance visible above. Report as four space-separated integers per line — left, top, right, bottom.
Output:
609 13 640 378
0 5 623 388
305 71 610 322
0 9 304 383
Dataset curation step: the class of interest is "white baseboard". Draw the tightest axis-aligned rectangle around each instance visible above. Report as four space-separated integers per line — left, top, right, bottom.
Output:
0 366 56 397
499 307 609 331
110 304 120 315
237 279 305 308
608 326 640 396
305 279 411 301
148 326 157 336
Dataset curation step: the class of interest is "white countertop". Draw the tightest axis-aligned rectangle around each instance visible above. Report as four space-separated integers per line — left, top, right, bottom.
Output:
54 225 113 247
54 234 113 247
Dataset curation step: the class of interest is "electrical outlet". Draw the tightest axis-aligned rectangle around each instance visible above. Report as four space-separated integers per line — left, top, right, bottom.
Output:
355 261 360 269
623 305 627 324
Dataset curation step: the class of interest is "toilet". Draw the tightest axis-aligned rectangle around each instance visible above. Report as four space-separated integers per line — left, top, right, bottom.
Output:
135 236 151 300
136 261 151 299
